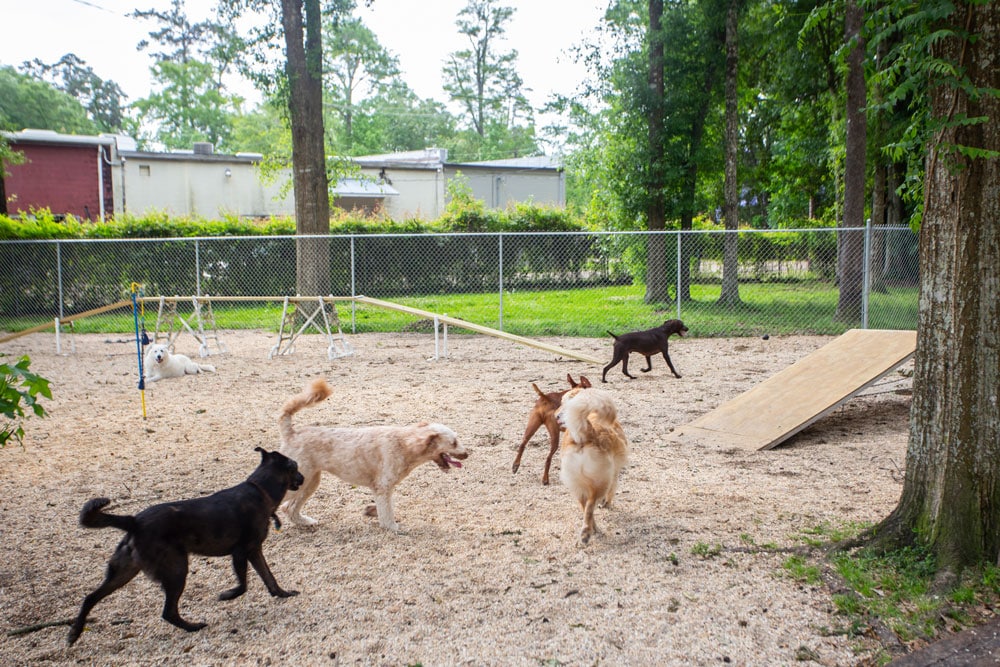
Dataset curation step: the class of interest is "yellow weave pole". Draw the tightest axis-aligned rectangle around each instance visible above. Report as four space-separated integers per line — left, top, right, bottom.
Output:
130 283 147 418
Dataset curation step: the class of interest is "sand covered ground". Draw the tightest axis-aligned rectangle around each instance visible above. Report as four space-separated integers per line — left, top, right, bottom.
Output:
0 329 912 665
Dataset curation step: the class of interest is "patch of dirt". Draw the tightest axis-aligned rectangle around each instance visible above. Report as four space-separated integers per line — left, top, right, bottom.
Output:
0 330 911 665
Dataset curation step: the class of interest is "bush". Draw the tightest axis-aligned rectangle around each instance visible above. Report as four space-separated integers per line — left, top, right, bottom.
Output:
0 354 51 447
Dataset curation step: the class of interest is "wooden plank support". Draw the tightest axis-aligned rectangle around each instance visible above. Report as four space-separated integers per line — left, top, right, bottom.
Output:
353 295 604 365
0 300 132 344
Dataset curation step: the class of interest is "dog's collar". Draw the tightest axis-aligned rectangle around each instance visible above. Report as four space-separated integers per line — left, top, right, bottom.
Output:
248 480 283 530
248 480 276 508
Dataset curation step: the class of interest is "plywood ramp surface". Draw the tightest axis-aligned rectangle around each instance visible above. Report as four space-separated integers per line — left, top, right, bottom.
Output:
670 329 916 451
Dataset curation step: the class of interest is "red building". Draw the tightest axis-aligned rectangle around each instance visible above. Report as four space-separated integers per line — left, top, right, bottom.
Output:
4 130 118 221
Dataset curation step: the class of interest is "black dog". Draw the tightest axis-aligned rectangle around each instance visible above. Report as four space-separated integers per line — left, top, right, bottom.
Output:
602 319 689 382
68 447 304 645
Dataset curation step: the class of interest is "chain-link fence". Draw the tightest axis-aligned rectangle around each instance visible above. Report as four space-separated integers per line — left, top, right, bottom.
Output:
0 226 919 339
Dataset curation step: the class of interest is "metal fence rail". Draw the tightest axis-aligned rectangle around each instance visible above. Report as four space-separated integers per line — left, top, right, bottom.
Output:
0 225 919 338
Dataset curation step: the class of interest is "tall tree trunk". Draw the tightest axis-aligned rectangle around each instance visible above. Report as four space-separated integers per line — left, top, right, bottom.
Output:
836 0 867 322
676 16 725 304
645 0 669 304
870 161 888 293
874 1 1000 574
719 0 741 306
869 26 891 295
282 0 331 296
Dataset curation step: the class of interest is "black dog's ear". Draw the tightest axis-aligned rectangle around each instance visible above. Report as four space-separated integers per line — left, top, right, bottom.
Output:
255 446 269 458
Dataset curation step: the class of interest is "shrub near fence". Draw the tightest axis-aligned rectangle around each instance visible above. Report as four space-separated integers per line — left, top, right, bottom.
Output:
0 225 919 339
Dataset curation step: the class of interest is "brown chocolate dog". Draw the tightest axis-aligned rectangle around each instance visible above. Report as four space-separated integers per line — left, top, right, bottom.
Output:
511 374 591 485
602 319 688 382
68 447 303 645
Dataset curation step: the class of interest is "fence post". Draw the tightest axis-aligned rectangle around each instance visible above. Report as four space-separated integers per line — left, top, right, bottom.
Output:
194 239 201 296
350 235 357 333
675 231 682 320
862 219 871 329
56 240 64 321
498 233 504 331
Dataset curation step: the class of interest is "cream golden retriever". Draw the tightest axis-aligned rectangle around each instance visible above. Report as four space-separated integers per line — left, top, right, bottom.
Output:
278 378 468 531
557 387 629 545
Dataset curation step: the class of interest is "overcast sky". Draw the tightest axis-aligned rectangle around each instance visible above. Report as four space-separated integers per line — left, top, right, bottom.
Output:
1 0 607 121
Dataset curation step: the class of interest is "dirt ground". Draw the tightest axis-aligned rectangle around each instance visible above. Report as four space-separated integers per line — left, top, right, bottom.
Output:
0 328 913 666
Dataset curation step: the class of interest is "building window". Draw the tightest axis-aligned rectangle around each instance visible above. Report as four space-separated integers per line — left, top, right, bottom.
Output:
139 165 151 177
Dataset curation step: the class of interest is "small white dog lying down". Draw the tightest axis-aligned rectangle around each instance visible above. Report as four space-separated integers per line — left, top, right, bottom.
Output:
143 343 216 382
558 387 629 546
278 378 469 531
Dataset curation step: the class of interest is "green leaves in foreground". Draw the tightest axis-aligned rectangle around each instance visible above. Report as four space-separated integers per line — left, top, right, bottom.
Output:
0 355 52 447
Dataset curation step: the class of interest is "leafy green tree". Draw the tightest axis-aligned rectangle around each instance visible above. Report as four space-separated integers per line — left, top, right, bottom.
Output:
350 81 457 155
132 60 241 150
229 101 292 156
19 54 127 133
443 0 536 159
322 16 399 152
568 0 725 302
0 66 96 135
132 0 241 79
130 0 248 150
724 0 839 226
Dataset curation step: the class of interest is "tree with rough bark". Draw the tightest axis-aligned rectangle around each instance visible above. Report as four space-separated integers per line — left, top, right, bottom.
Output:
282 0 331 296
718 0 742 307
218 0 352 296
835 0 866 322
645 0 668 304
871 0 1000 576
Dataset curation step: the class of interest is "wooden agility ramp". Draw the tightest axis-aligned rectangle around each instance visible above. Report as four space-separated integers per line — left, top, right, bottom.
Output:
670 329 917 451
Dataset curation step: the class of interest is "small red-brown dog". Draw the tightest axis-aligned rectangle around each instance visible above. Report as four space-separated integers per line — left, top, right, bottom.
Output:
557 386 629 546
511 374 591 485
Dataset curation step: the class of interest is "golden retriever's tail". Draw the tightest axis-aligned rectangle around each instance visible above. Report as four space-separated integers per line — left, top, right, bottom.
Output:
279 378 333 443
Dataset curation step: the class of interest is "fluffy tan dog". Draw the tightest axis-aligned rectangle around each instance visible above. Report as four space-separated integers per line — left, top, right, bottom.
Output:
557 387 629 545
143 343 215 382
278 378 468 532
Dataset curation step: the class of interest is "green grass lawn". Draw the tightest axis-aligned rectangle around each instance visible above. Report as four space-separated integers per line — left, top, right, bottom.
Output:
2 283 918 339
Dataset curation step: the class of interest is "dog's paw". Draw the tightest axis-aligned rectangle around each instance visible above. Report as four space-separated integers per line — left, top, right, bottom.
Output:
272 588 299 598
219 586 247 601
290 514 318 526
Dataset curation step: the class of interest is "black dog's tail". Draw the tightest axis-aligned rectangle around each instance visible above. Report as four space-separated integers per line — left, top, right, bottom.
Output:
79 497 137 532
607 330 619 340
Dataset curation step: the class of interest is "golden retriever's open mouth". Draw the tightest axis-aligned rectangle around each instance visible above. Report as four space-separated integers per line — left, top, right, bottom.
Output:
436 452 467 470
